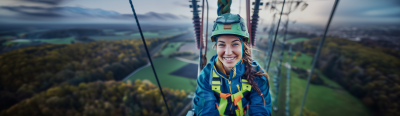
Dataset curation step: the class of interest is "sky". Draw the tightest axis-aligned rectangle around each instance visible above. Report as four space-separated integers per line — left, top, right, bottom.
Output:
0 0 399 26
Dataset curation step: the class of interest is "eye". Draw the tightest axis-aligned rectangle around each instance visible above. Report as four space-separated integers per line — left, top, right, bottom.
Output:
218 44 225 46
233 43 239 46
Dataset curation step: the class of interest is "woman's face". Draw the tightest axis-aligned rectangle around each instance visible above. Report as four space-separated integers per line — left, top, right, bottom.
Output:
216 35 243 69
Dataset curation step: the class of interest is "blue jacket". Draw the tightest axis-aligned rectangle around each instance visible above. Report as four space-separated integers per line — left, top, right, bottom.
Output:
193 54 272 116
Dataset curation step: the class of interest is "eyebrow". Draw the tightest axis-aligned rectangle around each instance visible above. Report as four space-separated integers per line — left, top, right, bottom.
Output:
217 39 240 43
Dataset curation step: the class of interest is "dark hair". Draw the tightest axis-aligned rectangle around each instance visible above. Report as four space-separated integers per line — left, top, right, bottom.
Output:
241 41 269 105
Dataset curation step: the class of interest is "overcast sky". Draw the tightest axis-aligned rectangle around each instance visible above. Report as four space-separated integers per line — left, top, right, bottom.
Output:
0 0 399 26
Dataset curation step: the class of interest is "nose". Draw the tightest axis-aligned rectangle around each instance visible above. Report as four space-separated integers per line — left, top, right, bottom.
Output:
225 45 233 55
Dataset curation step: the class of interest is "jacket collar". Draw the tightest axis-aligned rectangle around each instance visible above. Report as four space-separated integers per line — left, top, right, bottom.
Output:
210 54 245 80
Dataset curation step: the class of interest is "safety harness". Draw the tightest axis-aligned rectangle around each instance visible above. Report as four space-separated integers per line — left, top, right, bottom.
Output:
211 68 251 116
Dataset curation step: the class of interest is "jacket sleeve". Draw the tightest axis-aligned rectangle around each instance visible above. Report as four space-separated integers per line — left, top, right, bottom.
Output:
248 75 272 116
193 65 219 116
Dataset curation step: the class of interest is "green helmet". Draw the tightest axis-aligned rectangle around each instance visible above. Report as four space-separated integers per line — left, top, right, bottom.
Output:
211 13 249 42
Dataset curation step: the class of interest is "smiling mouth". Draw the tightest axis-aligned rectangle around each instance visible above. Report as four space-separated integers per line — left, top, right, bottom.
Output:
223 56 237 63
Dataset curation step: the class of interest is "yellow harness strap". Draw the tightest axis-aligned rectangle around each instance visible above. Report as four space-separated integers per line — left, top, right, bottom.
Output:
211 69 252 116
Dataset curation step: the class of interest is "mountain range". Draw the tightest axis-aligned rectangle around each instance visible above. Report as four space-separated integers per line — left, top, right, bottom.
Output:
0 6 189 23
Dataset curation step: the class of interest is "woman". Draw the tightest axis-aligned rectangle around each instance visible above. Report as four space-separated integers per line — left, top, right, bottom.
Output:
193 13 271 116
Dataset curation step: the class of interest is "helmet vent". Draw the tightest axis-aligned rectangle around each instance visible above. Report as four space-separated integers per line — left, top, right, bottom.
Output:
240 22 246 31
223 24 232 29
212 22 217 31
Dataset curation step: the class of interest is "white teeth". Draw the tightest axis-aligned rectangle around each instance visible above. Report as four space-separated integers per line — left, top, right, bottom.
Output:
225 57 235 60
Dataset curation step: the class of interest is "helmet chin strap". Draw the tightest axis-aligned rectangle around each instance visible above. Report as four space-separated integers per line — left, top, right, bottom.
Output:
236 36 244 66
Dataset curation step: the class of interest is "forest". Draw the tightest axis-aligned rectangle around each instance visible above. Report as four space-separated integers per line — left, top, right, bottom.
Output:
298 37 400 116
0 34 187 115
0 80 187 116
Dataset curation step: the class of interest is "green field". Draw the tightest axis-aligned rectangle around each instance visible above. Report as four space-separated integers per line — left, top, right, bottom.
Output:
254 49 370 116
280 51 370 116
125 58 197 92
161 42 185 56
287 68 370 116
35 37 75 44
158 28 186 37
3 37 75 45
126 42 218 92
167 42 218 62
130 32 160 38
126 41 209 92
114 31 131 36
286 37 310 43
284 51 312 69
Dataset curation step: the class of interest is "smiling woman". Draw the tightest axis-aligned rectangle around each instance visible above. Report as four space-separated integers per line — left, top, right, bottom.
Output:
193 12 271 116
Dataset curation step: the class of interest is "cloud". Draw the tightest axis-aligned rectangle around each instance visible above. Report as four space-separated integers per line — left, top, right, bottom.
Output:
19 0 65 5
335 0 400 18
0 6 62 17
300 0 400 25
121 12 189 20
177 1 216 10
173 1 190 7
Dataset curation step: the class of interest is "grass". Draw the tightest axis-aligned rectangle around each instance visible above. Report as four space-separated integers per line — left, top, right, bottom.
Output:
282 51 343 89
35 37 75 44
3 37 75 45
129 32 162 39
287 68 370 116
123 41 222 92
279 51 370 116
115 31 131 36
254 48 370 116
160 42 185 56
284 51 313 69
130 32 159 37
158 28 182 37
286 37 310 43
125 58 197 92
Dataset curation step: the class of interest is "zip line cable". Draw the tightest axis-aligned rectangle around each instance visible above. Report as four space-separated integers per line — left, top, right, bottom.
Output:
266 0 286 72
204 0 209 61
265 14 276 70
298 0 339 115
200 0 205 70
128 1 172 116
